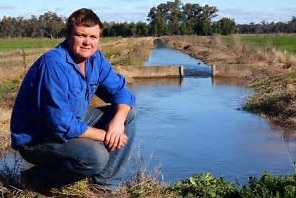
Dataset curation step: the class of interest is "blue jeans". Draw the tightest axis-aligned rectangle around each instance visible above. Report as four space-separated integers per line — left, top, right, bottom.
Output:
19 105 136 187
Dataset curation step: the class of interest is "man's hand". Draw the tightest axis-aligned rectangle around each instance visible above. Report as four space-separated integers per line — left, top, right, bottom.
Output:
104 118 127 150
104 104 131 150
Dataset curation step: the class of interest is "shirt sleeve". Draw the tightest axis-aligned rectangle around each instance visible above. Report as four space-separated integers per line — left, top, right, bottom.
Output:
40 58 88 141
95 52 136 107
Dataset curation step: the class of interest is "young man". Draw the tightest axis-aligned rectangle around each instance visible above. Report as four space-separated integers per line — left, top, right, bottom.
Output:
10 8 136 189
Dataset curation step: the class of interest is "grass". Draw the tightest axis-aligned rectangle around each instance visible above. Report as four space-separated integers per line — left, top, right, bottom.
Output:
1 154 296 198
223 34 296 55
222 34 296 129
0 79 21 107
0 38 62 51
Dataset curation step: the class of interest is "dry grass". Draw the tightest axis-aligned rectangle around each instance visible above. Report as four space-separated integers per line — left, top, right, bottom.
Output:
0 107 11 152
0 145 175 198
0 53 43 82
101 37 155 66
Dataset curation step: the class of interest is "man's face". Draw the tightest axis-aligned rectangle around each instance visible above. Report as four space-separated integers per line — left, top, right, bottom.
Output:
67 25 101 61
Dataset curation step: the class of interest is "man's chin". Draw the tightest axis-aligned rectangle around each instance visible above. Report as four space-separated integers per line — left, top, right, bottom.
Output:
78 53 93 59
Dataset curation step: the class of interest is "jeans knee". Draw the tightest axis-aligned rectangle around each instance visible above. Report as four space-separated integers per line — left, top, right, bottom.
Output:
125 108 136 125
88 147 110 175
63 139 110 176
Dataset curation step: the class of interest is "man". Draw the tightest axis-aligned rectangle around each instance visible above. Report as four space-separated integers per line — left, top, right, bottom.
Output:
10 8 136 189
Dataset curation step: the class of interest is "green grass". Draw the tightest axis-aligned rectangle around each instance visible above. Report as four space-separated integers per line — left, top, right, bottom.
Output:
223 34 296 54
0 38 62 53
0 37 118 49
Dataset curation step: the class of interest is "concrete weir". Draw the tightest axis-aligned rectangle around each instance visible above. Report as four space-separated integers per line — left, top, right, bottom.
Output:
114 65 184 79
114 63 252 79
211 63 253 77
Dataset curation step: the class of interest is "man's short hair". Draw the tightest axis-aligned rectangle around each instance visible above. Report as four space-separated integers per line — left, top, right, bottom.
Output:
66 8 103 35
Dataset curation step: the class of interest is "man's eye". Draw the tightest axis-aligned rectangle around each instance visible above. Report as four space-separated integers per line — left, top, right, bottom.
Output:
74 33 85 38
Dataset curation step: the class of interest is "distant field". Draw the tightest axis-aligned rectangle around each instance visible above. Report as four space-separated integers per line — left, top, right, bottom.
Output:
0 37 122 51
0 38 62 52
1 35 296 55
224 34 296 54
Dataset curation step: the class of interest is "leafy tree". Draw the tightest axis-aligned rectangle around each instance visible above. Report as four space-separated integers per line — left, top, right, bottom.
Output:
0 17 16 37
147 1 218 36
38 11 65 38
135 22 149 36
287 16 296 33
213 17 236 35
147 4 169 36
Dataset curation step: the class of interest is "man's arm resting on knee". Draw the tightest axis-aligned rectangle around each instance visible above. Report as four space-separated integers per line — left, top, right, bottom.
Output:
78 127 106 142
78 104 131 148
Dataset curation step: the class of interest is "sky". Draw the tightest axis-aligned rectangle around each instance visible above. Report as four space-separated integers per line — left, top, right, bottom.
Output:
0 0 295 24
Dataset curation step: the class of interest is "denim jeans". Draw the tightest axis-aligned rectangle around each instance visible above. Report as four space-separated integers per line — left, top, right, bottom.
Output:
19 105 136 188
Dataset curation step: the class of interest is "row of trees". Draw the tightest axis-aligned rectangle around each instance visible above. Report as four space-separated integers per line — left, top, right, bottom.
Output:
237 17 296 34
0 11 65 38
0 0 295 38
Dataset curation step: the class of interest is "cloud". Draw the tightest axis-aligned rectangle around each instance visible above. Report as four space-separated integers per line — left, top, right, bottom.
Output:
218 7 295 24
99 10 148 22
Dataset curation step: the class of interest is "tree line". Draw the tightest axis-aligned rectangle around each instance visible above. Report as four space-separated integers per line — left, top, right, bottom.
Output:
0 0 295 38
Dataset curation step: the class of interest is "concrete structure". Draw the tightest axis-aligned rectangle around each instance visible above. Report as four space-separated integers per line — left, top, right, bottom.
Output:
114 65 184 79
211 64 253 77
114 63 252 79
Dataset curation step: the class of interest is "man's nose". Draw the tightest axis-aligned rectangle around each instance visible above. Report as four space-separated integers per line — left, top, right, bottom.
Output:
83 37 91 45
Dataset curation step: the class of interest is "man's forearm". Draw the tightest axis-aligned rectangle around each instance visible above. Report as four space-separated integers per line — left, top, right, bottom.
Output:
79 127 106 141
113 104 131 124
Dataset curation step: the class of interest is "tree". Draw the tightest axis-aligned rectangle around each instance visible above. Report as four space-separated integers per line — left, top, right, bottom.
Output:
0 16 16 37
135 22 149 36
147 4 169 36
213 17 236 35
147 0 218 36
38 11 65 38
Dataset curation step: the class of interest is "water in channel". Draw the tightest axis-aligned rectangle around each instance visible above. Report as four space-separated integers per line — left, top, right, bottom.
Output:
130 47 296 184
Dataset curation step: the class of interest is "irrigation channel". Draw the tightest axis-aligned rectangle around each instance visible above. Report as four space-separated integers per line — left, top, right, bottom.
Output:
1 47 296 187
128 47 296 185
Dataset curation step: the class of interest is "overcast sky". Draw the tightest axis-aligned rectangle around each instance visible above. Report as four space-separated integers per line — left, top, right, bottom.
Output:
0 0 295 24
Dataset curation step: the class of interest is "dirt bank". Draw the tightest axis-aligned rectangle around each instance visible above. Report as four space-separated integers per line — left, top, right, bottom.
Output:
161 35 294 81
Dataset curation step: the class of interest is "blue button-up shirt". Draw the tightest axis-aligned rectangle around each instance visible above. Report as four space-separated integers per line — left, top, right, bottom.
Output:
10 41 135 148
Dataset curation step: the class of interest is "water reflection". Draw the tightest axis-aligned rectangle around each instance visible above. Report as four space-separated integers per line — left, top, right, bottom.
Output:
131 47 296 184
132 77 183 87
212 76 249 87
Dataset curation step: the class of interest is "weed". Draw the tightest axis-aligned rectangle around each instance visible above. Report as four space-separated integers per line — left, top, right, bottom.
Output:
170 173 239 198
